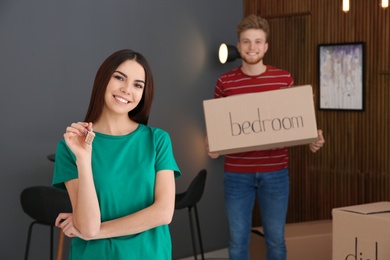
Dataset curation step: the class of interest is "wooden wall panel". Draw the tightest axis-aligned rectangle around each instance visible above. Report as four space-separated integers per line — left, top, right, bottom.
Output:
245 0 390 225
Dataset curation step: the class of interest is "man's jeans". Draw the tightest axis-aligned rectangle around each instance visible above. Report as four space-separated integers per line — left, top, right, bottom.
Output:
224 169 289 260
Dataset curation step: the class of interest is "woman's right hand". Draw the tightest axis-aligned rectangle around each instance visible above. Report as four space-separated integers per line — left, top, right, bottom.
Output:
64 122 94 159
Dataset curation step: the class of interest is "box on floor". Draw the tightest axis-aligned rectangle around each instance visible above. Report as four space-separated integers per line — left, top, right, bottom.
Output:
332 201 390 260
250 220 332 260
203 85 318 155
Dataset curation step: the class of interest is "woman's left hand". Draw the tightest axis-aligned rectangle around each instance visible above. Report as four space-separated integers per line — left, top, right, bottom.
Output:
56 213 86 239
309 129 325 153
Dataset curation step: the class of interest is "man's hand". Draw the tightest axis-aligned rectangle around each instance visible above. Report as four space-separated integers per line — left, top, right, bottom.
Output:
205 135 220 159
309 129 325 153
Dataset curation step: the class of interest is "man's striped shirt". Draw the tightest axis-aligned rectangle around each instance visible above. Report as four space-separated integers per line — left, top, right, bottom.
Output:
214 65 294 173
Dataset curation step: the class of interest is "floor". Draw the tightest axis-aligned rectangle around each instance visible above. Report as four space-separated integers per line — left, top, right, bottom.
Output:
177 248 229 260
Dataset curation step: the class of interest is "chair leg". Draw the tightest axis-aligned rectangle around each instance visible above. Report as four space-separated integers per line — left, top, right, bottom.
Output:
193 205 205 260
24 221 56 260
188 207 198 260
50 225 54 260
56 230 65 260
24 221 37 260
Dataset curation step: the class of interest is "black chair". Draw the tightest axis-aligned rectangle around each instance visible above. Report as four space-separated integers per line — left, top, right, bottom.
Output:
47 153 55 162
175 169 207 260
20 186 72 260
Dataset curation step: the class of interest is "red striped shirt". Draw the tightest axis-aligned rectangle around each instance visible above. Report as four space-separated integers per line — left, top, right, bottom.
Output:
214 65 294 173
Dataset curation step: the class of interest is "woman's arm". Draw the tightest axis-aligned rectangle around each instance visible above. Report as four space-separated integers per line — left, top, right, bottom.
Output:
65 172 100 238
93 169 175 239
56 169 176 239
60 122 101 238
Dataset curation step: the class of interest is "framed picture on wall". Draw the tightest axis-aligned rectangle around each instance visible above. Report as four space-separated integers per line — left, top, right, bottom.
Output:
318 42 365 111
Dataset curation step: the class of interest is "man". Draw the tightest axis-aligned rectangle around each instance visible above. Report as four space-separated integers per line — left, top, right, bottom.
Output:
207 15 325 260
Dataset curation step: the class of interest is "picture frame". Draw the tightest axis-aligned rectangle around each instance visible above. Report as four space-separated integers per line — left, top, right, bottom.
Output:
318 42 365 111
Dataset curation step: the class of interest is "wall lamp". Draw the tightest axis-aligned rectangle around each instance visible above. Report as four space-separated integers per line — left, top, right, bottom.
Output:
343 0 388 12
218 43 240 64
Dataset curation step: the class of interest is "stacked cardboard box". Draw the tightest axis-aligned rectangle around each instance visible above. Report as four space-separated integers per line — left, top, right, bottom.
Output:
250 220 332 260
332 201 390 260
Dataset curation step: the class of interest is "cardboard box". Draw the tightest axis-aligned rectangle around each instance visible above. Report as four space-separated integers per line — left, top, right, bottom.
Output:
332 202 390 260
203 85 318 154
250 220 332 260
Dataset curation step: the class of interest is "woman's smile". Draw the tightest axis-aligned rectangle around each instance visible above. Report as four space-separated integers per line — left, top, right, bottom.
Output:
113 95 130 104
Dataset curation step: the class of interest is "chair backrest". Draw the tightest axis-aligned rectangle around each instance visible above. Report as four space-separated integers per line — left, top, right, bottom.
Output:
20 186 72 226
47 154 55 162
176 169 207 209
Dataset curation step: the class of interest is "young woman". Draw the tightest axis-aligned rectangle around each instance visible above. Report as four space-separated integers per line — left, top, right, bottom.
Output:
53 49 181 259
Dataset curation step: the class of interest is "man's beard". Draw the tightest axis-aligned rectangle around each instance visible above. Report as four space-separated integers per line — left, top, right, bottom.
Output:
241 55 264 65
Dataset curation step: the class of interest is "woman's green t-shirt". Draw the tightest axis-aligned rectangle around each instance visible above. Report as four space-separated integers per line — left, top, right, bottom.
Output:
52 124 181 259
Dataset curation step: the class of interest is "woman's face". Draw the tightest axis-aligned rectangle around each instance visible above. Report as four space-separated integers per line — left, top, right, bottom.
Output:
103 59 145 116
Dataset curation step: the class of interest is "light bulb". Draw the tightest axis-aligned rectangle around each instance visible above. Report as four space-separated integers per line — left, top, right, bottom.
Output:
342 0 350 12
218 43 228 64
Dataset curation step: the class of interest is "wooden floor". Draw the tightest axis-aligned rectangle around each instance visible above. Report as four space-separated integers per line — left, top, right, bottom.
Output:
177 248 228 260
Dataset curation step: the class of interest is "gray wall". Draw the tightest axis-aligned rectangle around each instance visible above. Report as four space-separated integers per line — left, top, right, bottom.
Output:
0 1 242 259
